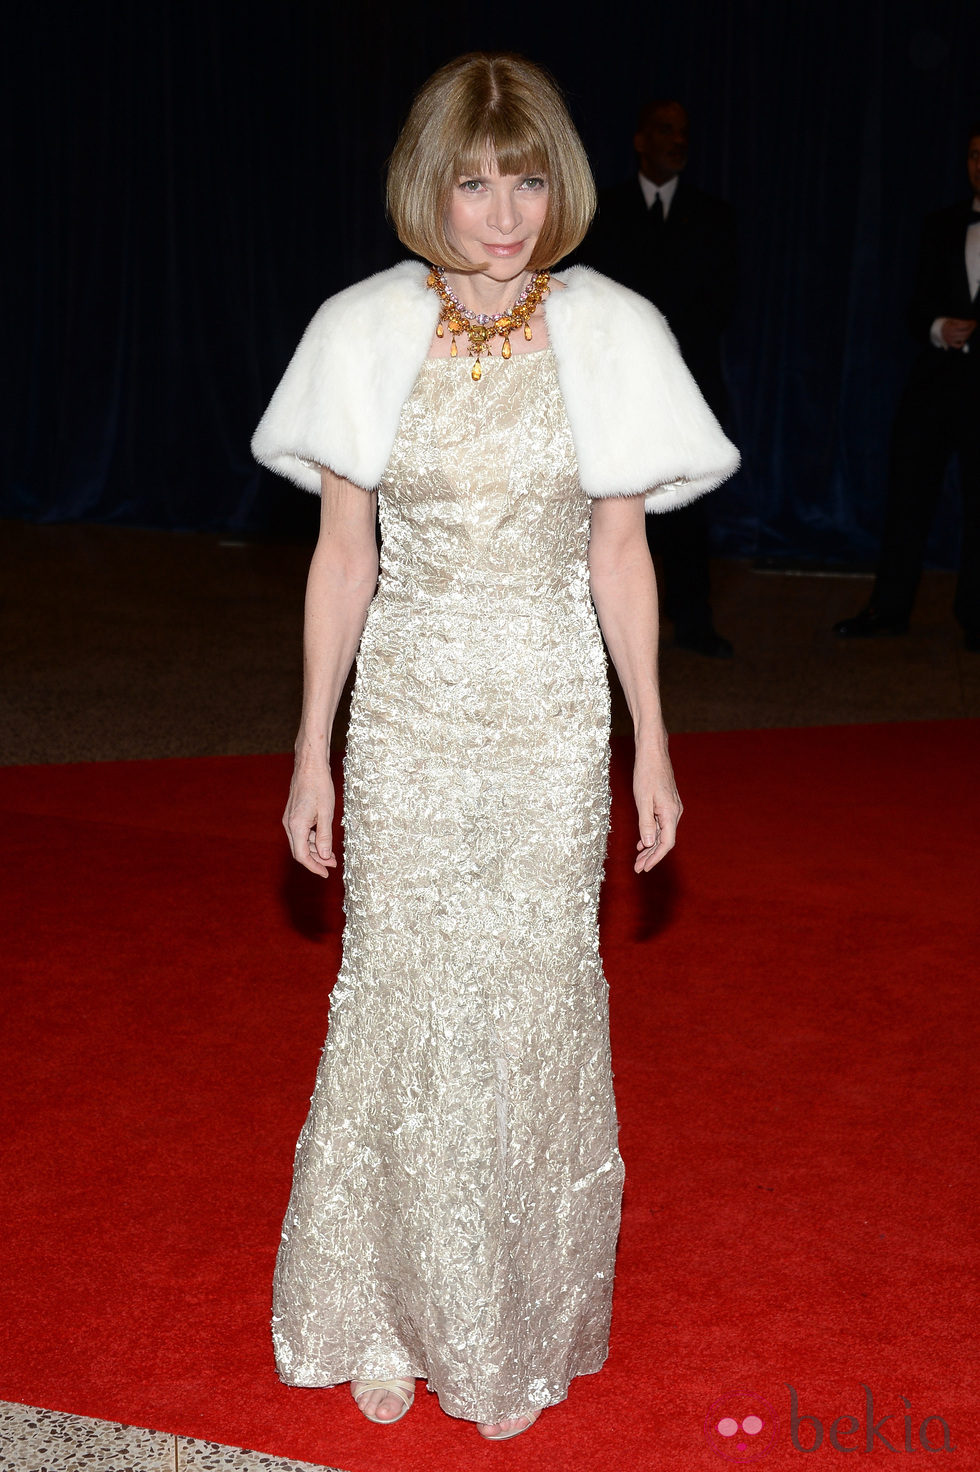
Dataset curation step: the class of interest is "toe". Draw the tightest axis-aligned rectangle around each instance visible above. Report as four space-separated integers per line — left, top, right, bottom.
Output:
352 1379 415 1425
478 1413 536 1438
356 1388 400 1420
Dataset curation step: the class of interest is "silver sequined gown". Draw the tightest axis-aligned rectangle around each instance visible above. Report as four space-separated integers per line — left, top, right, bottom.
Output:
272 348 625 1423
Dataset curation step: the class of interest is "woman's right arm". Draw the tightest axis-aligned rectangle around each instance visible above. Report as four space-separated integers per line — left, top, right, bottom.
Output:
283 466 379 876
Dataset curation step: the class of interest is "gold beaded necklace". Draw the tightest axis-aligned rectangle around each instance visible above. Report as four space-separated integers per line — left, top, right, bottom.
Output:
426 267 551 381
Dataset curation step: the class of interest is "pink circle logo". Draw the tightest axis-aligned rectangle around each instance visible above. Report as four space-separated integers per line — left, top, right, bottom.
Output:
704 1391 779 1461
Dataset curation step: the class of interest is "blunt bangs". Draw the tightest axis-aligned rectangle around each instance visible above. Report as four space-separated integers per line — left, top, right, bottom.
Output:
453 128 548 183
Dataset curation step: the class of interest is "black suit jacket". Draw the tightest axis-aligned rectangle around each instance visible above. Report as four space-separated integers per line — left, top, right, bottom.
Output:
906 198 979 390
576 174 736 416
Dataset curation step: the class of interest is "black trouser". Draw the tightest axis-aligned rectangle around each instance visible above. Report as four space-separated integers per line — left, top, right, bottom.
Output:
872 359 980 632
646 498 715 637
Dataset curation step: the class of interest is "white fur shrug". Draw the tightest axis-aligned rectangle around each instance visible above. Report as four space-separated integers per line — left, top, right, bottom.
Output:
252 260 739 512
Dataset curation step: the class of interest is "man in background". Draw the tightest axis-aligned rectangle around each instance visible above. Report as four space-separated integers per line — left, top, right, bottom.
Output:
580 100 737 658
835 126 980 648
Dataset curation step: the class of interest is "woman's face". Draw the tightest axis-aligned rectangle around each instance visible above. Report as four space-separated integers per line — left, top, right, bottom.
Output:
444 163 549 279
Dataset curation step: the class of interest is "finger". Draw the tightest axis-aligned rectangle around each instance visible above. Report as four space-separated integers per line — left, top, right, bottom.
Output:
634 802 681 871
302 832 336 875
634 825 659 872
305 820 336 854
636 792 680 847
283 813 335 874
310 833 337 866
284 817 312 859
635 833 674 872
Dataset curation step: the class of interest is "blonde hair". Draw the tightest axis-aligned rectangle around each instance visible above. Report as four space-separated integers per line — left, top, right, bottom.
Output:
387 52 596 272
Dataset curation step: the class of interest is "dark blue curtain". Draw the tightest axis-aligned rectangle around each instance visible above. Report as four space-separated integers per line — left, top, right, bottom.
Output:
4 0 979 558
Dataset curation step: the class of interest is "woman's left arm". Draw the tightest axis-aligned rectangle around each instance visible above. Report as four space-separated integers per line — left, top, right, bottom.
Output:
588 494 683 872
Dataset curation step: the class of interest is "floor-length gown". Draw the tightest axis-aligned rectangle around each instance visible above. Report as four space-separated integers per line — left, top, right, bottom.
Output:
272 347 625 1423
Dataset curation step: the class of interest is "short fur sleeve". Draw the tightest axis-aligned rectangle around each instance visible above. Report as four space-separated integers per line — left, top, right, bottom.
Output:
251 261 437 493
545 266 740 512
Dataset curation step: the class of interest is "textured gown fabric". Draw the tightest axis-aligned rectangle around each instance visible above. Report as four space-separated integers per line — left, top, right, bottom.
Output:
272 348 625 1423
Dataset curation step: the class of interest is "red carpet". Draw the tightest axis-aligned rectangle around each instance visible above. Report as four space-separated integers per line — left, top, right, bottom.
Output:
0 724 977 1471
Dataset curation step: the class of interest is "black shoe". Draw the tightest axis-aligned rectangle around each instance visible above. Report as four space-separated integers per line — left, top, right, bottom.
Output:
674 626 735 659
832 607 908 638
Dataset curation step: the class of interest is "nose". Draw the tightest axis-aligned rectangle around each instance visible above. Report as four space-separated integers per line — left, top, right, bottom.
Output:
487 186 519 236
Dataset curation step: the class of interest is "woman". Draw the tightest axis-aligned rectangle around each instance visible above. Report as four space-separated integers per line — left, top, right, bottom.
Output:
253 52 738 1441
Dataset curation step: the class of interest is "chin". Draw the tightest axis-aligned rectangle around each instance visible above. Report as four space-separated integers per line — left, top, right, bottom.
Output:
454 244 534 276
484 254 533 277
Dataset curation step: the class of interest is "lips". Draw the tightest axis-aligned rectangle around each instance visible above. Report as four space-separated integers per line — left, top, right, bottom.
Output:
482 241 526 257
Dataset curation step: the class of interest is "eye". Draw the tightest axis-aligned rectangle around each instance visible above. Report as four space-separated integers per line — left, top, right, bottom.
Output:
521 176 547 191
458 178 485 193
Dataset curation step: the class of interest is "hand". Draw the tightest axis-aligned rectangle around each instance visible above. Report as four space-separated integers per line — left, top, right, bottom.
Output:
941 318 976 350
283 764 337 877
633 740 683 872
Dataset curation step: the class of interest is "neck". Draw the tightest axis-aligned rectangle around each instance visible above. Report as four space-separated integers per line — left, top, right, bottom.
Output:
442 267 533 318
640 167 677 188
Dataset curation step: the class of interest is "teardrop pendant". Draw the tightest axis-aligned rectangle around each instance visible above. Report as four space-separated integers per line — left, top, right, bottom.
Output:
471 359 482 381
524 323 533 341
501 337 512 359
450 338 457 357
436 322 444 338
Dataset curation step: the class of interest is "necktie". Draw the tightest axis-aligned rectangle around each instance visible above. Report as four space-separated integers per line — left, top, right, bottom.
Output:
649 194 665 231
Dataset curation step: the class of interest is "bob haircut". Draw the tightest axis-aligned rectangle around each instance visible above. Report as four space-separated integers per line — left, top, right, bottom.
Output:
387 52 596 273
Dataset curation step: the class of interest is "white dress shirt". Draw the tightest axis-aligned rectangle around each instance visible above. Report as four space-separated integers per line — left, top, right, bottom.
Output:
639 172 679 218
930 198 980 350
967 201 980 300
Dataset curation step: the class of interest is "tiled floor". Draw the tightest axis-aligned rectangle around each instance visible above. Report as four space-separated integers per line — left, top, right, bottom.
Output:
0 1401 342 1472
